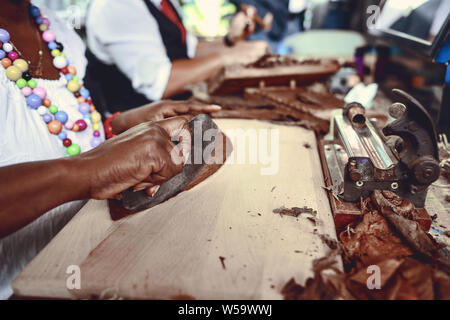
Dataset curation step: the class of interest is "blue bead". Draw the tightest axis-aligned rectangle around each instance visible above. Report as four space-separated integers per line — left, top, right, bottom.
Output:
90 137 103 148
0 50 5 59
35 17 43 25
83 114 91 119
29 5 41 18
42 114 52 123
48 41 57 50
79 88 90 99
58 131 68 141
78 102 90 114
54 111 69 124
65 74 73 81
0 29 10 43
26 94 42 109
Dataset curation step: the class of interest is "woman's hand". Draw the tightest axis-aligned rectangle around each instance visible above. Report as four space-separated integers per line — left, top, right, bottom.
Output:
78 116 191 199
111 100 221 135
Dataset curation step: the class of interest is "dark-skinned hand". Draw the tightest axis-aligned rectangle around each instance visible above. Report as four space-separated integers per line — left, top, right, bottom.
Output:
77 116 191 199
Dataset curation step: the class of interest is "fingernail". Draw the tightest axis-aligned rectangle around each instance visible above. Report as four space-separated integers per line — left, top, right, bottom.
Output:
133 186 146 192
210 105 222 110
149 185 160 197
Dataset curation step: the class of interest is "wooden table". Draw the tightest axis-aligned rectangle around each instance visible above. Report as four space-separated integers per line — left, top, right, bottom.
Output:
12 119 340 299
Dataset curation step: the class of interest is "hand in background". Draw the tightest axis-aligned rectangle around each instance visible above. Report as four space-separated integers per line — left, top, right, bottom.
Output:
111 100 221 135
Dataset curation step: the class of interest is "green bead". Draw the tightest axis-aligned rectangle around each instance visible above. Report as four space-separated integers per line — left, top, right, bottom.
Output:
73 75 79 82
49 105 58 114
67 144 81 156
28 79 37 89
16 78 27 89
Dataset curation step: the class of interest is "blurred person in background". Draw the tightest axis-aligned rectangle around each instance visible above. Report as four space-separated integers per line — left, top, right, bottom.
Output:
230 0 308 53
85 0 270 115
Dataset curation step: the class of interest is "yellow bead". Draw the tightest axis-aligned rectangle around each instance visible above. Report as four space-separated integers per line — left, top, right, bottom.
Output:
67 80 80 92
5 66 22 81
91 111 101 123
39 24 48 31
13 59 28 72
92 123 100 131
51 49 60 57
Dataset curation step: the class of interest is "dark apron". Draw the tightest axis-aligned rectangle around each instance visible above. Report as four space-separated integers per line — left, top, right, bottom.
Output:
84 0 190 115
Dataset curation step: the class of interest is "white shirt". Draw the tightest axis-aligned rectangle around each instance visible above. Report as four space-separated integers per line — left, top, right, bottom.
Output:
0 7 104 299
86 0 198 102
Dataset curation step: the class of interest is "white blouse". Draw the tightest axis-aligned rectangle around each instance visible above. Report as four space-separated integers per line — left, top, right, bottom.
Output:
86 0 198 102
0 7 104 299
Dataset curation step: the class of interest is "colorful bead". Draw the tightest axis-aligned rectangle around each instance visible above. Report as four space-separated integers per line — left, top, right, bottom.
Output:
2 42 13 53
27 79 37 89
92 123 100 131
35 17 43 25
0 29 10 43
7 51 18 61
75 119 87 131
33 87 46 99
48 41 57 50
51 49 60 57
79 87 90 99
72 124 80 132
48 105 58 114
64 74 73 81
42 17 50 27
53 56 67 69
13 59 28 72
48 120 63 134
67 80 80 92
29 5 41 18
42 30 56 42
37 106 48 115
55 42 64 51
77 97 85 104
55 111 68 124
39 24 48 32
67 143 81 156
67 66 76 75
22 71 32 81
90 137 103 148
16 78 27 89
91 111 101 123
22 87 32 96
0 50 5 59
26 94 42 109
42 98 51 107
6 66 22 81
42 114 52 123
93 130 101 137
58 131 67 141
78 102 90 114
60 66 69 74
65 121 74 130
63 138 72 147
1 57 11 68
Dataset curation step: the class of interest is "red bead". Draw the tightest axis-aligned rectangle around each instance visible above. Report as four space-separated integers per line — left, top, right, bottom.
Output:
86 99 92 105
61 67 69 74
75 119 87 131
63 138 72 147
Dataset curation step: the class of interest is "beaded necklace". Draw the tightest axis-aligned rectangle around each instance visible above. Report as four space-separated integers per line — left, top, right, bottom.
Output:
0 3 103 156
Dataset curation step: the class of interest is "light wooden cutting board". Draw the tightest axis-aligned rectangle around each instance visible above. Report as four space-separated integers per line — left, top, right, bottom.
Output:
13 119 340 299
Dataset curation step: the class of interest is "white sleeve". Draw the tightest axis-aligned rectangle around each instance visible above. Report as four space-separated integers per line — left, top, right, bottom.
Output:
86 0 173 101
